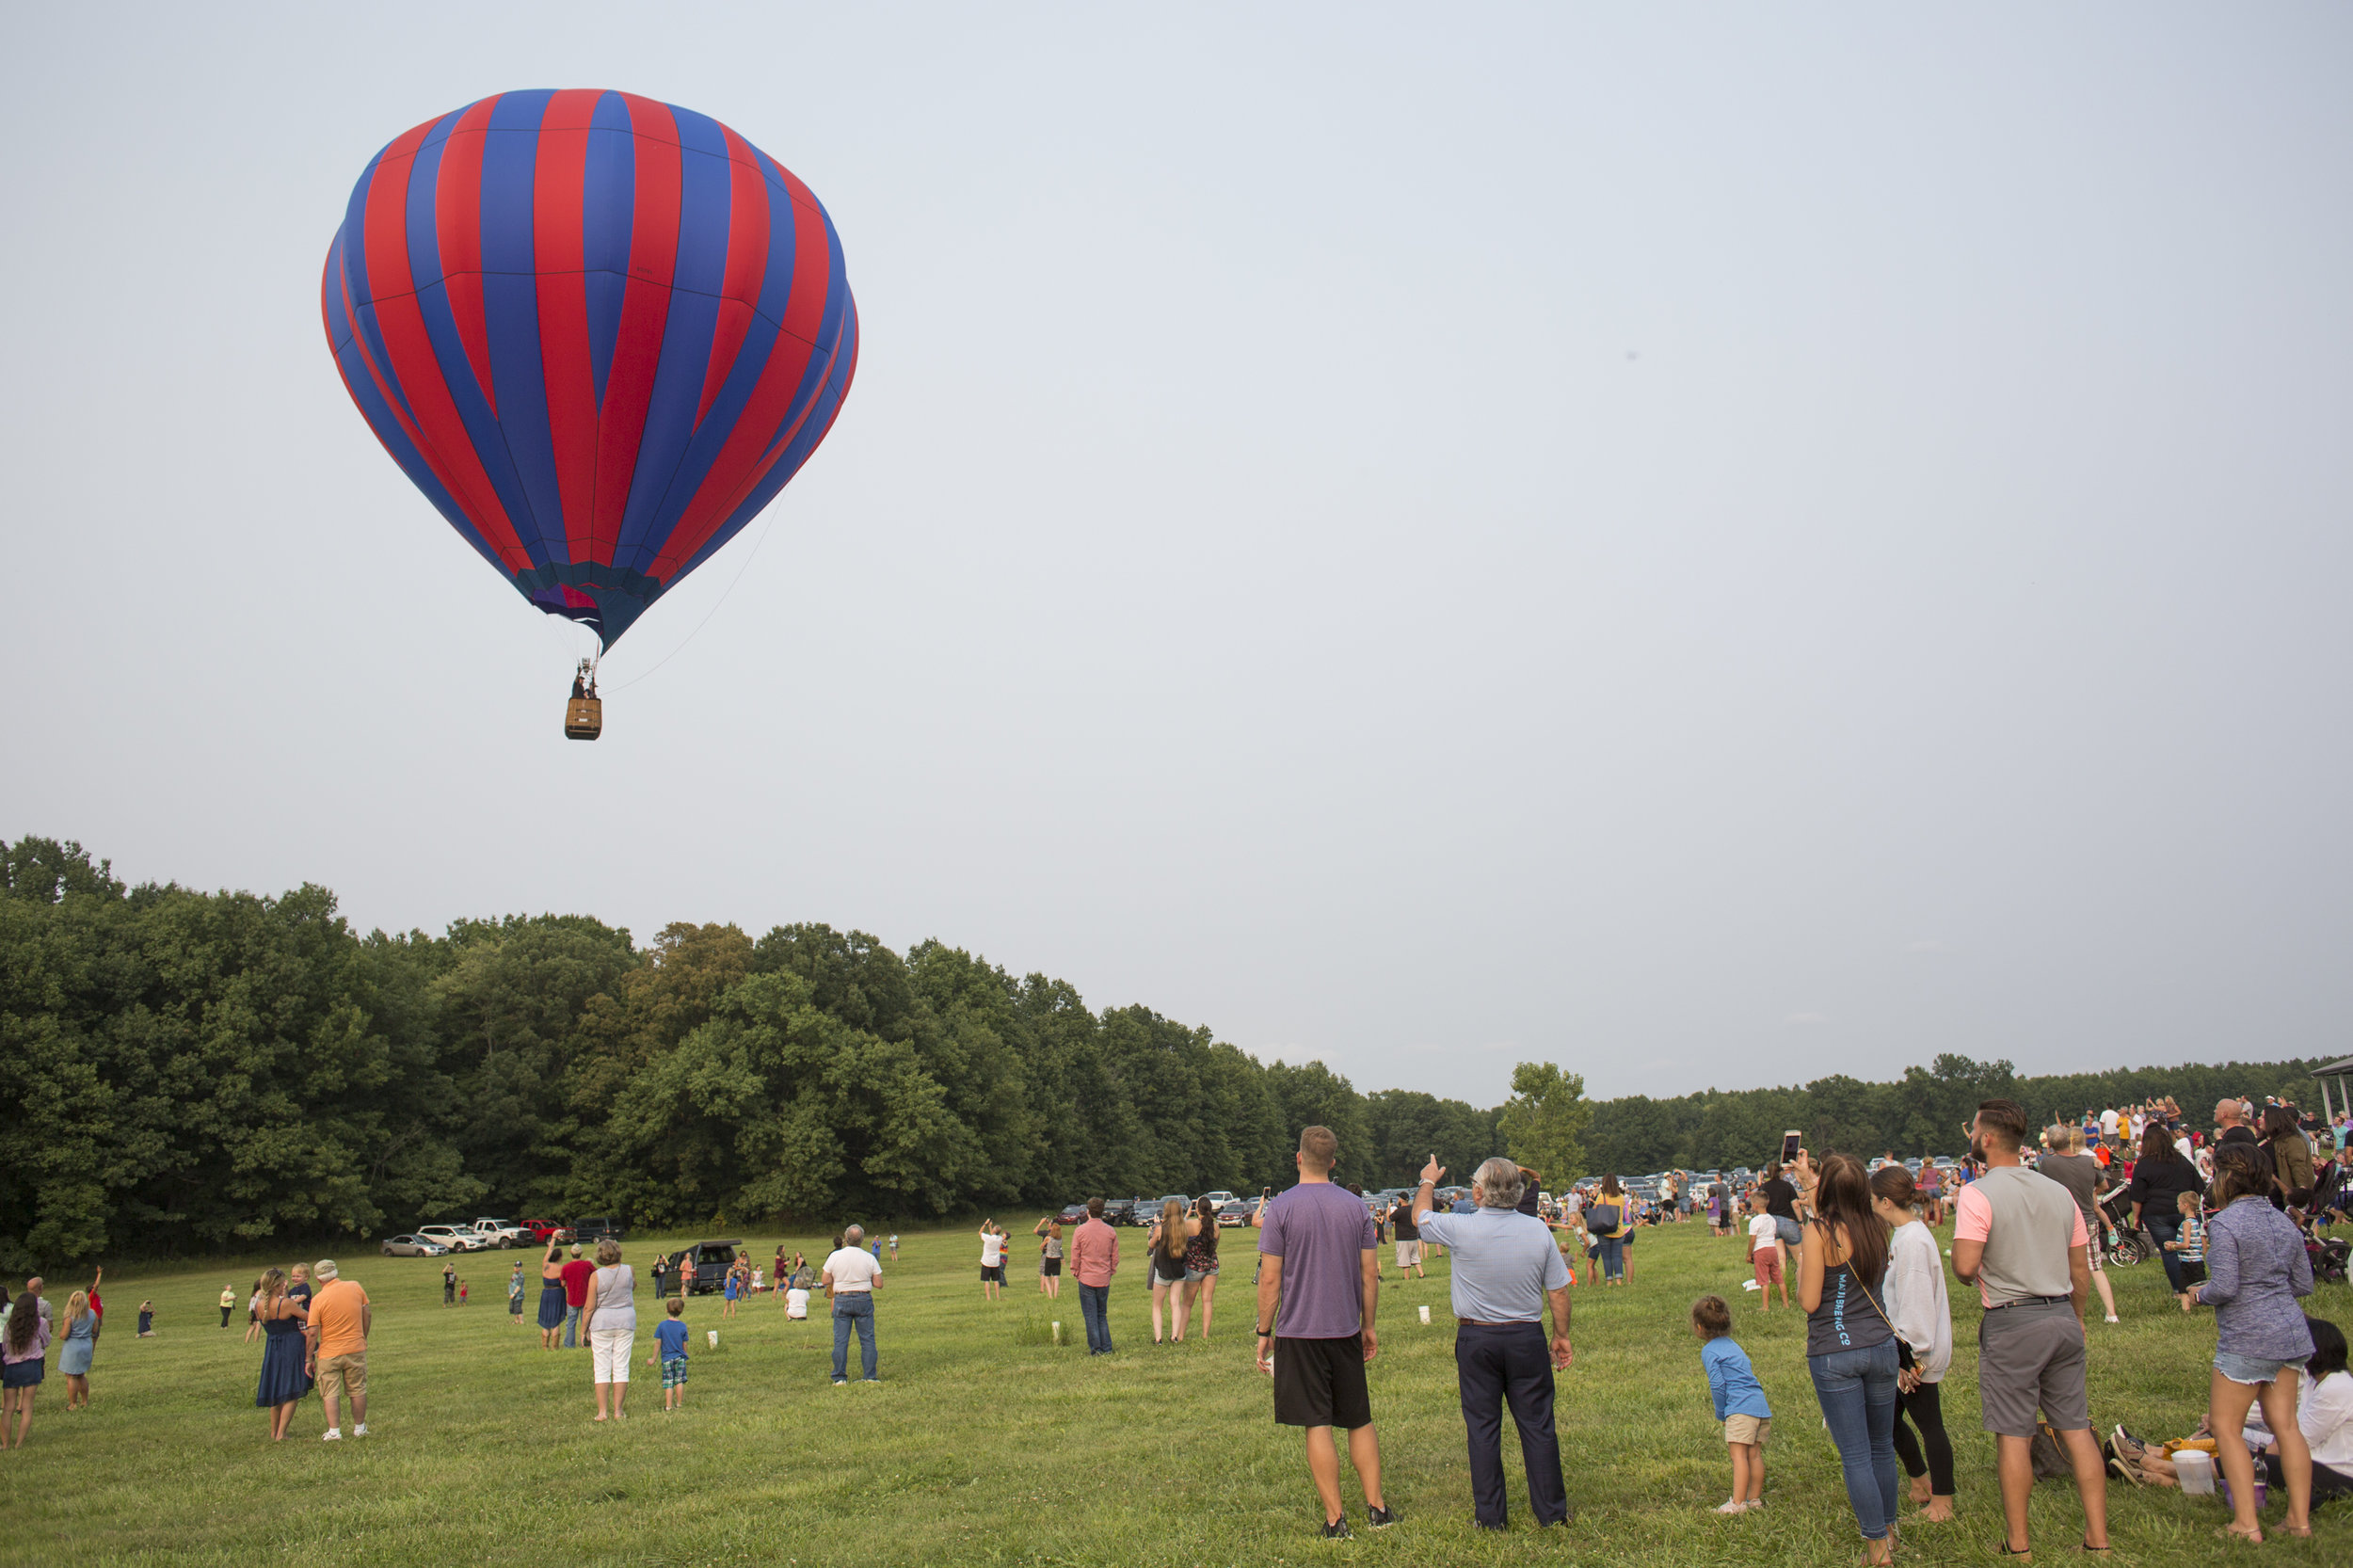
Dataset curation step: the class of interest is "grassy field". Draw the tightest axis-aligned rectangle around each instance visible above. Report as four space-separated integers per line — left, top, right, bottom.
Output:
7 1218 2348 1566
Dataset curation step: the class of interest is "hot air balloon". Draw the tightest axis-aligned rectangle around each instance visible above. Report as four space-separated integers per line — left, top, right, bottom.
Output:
321 90 859 738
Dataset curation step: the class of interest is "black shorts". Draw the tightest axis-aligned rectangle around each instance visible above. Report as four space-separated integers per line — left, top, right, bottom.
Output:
2177 1259 2208 1289
1273 1335 1372 1430
1041 1256 1062 1276
981 1264 1006 1283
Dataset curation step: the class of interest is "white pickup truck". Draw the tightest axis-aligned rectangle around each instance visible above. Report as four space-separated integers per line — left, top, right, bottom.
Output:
467 1218 526 1249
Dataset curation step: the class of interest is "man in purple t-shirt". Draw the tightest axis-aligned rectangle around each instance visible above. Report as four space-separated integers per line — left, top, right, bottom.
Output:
1256 1125 1395 1540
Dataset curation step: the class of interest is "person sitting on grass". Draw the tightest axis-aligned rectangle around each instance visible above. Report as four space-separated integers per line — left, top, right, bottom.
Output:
136 1300 155 1337
1694 1293 1770 1514
653 1297 691 1411
2110 1317 2352 1507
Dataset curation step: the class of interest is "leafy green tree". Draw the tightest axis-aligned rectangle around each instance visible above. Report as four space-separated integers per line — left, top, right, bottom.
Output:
1497 1062 1593 1187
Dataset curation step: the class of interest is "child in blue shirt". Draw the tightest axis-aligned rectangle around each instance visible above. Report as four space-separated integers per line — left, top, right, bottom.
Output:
1694 1294 1771 1513
2165 1190 2208 1305
654 1296 691 1409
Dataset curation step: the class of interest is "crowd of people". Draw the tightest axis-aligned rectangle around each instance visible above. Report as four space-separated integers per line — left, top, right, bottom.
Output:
2 1085 2345 1550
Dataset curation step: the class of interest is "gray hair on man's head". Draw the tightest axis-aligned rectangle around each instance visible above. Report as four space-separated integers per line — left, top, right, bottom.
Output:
844 1224 864 1245
1473 1157 1525 1209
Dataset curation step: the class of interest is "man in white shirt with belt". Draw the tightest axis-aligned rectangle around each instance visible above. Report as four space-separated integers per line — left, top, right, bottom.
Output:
823 1225 884 1385
1413 1156 1575 1531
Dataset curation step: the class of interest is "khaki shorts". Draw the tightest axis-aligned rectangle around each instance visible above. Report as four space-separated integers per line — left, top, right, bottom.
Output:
1724 1414 1771 1447
1396 1240 1421 1267
315 1351 367 1405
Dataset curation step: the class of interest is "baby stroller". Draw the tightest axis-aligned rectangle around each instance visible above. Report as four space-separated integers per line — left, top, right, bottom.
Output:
2097 1188 2153 1267
2307 1235 2349 1286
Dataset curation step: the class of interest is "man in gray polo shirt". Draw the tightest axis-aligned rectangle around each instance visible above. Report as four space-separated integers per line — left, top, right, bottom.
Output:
1414 1155 1575 1530
1953 1098 2107 1558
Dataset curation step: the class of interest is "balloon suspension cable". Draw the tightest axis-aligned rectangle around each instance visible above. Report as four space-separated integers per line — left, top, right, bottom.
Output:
609 507 781 693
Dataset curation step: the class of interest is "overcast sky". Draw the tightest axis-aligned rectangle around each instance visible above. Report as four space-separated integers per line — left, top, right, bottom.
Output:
6 5 2348 1105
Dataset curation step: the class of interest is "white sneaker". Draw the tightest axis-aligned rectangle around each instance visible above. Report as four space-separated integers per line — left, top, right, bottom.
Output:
1714 1499 1748 1514
353 1424 369 1437
2105 1316 2120 1324
1744 1499 1766 1511
322 1429 342 1441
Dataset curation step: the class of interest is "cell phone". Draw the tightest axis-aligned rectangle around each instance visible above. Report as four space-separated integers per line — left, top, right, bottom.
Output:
1781 1130 1802 1163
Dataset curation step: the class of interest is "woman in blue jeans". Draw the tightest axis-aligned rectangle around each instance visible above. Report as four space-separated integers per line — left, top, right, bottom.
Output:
1588 1176 1629 1283
2121 1123 2204 1294
1799 1152 1900 1565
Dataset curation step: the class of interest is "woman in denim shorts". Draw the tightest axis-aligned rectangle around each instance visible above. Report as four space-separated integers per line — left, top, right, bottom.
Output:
2185 1143 2316 1544
1181 1197 1223 1336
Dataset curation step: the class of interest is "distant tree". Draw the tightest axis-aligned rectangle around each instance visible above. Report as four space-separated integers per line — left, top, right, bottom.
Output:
1497 1062 1594 1188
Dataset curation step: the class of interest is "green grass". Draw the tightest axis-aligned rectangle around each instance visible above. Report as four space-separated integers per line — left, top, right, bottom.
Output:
7 1221 2348 1565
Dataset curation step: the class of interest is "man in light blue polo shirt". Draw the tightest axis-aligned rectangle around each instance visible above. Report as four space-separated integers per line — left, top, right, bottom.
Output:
1414 1155 1575 1529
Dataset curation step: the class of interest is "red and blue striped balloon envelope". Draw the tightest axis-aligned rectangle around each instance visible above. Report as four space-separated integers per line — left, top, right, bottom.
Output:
323 90 858 648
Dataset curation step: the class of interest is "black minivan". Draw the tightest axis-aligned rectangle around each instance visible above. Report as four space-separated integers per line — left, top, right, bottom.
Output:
660 1239 743 1294
570 1216 625 1244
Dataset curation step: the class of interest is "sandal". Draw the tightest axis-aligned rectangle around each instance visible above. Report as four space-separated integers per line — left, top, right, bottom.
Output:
2080 1542 2111 1552
2217 1525 2263 1545
1995 1543 2032 1559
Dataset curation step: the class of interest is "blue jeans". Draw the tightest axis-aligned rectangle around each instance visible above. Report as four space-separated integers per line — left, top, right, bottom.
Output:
1079 1283 1112 1353
2143 1210 2185 1292
1593 1236 1625 1280
831 1292 877 1381
1810 1339 1900 1541
563 1304 583 1348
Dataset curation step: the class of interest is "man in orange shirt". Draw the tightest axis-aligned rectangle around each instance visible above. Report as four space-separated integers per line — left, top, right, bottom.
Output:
305 1258 373 1441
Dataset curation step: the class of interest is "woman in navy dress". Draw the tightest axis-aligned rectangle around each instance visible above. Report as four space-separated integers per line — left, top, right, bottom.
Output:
536 1240 569 1349
253 1268 312 1441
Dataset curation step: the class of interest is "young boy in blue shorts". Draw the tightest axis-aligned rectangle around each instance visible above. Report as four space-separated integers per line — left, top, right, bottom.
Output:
1694 1294 1771 1513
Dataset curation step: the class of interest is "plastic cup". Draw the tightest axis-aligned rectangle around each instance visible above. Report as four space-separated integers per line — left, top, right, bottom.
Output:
1418 1304 1431 1324
707 1329 719 1349
2174 1448 2215 1496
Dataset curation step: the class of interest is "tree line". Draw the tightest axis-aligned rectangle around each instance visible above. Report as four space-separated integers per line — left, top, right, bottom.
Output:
0 838 2329 1266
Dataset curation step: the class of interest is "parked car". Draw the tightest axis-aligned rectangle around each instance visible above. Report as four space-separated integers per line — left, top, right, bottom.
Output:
469 1218 525 1248
570 1216 625 1244
1055 1202 1091 1226
660 1240 743 1294
416 1224 479 1252
519 1219 571 1245
1215 1200 1249 1227
1200 1190 1239 1208
1098 1199 1138 1226
380 1234 450 1257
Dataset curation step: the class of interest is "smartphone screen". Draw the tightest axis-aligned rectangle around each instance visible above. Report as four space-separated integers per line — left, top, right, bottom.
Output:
1780 1130 1801 1163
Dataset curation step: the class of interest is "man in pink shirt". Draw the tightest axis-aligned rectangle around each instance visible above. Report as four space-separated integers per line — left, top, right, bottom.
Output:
1069 1197 1121 1354
1952 1097 2106 1559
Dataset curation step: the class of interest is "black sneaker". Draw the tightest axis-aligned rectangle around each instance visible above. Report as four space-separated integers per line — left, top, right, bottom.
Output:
1320 1517 1353 1540
1368 1505 1399 1528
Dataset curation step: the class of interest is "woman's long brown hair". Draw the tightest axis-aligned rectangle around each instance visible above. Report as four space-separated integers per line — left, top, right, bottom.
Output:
1810 1153 1890 1288
1158 1199 1188 1262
